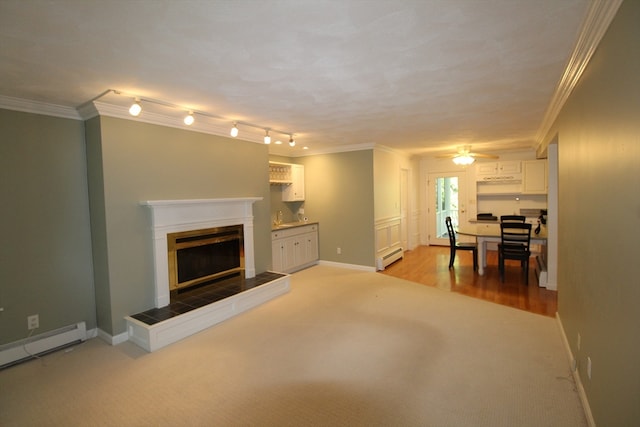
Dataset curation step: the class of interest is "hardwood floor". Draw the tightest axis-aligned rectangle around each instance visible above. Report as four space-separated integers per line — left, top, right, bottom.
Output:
380 245 557 317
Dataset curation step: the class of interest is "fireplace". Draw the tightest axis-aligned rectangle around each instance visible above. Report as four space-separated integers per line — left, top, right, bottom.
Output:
168 225 244 294
141 197 261 308
129 197 290 353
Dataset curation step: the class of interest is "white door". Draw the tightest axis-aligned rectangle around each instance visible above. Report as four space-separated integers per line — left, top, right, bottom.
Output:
428 172 468 246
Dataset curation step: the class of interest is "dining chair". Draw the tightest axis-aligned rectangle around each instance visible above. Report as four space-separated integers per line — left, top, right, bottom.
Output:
445 216 478 270
500 215 526 223
498 222 532 285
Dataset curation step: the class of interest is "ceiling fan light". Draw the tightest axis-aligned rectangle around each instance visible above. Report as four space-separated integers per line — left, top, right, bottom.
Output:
453 155 475 165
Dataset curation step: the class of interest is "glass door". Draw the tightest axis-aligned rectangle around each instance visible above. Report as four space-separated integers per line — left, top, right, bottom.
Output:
428 172 468 246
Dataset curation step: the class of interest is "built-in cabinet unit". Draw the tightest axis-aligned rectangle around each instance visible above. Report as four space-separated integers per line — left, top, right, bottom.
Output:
272 223 318 273
474 159 548 219
522 160 547 194
476 160 521 176
269 161 305 201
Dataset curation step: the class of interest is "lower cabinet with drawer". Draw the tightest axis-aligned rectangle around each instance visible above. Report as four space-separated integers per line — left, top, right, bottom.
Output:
272 224 319 273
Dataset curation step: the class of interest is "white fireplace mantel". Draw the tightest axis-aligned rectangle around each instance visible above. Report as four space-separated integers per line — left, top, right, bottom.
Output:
141 197 262 307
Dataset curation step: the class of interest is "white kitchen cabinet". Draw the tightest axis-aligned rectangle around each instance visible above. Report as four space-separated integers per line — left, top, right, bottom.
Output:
476 161 521 176
269 161 292 184
522 160 547 194
271 223 318 273
282 164 305 201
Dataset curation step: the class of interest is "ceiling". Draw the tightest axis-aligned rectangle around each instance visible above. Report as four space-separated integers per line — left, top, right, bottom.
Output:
0 0 590 157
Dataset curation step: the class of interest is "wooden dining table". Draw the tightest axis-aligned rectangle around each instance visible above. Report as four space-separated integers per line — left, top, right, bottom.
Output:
456 222 547 275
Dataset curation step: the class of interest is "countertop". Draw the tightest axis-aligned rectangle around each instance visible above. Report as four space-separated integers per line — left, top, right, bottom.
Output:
271 221 318 232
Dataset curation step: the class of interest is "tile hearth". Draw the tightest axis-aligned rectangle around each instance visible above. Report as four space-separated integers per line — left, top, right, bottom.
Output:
125 271 290 352
130 272 285 325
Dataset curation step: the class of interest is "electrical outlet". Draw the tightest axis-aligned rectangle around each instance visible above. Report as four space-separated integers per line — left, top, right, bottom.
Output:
587 357 592 380
337 247 341 255
27 314 39 330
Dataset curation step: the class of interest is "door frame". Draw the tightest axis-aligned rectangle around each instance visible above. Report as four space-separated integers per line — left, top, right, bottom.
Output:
427 171 469 246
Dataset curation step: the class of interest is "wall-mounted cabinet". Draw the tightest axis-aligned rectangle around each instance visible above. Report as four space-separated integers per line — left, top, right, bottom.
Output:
283 164 305 201
269 161 293 184
476 160 521 176
522 160 547 194
271 223 318 273
269 161 305 201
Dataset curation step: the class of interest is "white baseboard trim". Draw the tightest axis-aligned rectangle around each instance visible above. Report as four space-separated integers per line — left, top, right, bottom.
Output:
317 260 376 272
556 313 596 427
96 328 129 346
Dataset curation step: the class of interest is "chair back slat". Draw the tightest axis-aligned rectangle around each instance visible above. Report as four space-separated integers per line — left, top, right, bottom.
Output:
500 222 532 250
500 215 526 223
445 216 456 246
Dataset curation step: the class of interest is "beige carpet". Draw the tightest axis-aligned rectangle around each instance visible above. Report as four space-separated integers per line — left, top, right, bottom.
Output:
0 265 587 426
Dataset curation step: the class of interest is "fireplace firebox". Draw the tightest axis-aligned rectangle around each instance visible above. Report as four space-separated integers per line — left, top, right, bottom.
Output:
167 225 244 294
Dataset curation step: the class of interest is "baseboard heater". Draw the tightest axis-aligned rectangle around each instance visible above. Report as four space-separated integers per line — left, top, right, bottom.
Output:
0 321 87 370
376 247 403 270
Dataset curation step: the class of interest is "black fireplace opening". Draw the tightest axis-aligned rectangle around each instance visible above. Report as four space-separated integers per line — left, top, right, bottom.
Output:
167 225 244 295
177 237 240 283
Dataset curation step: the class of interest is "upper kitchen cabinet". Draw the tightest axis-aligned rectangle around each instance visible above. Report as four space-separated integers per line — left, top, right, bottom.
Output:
522 160 547 194
269 161 293 184
282 164 305 201
270 161 305 201
476 160 521 176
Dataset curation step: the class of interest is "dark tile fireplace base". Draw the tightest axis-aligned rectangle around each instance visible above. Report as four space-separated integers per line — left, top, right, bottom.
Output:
130 271 286 326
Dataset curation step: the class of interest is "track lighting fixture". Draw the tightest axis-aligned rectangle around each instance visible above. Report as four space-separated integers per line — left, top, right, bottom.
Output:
129 99 142 117
84 90 301 147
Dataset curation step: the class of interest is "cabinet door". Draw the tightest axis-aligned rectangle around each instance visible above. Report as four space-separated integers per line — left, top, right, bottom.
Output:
302 231 319 263
498 161 521 174
296 230 318 265
271 239 284 271
477 162 498 175
272 236 297 272
283 164 305 201
522 160 547 194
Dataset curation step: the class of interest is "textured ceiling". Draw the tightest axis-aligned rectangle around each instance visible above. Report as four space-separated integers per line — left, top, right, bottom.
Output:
0 0 589 156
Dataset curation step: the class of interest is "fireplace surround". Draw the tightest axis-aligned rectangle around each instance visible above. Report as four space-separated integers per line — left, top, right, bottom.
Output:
141 198 260 308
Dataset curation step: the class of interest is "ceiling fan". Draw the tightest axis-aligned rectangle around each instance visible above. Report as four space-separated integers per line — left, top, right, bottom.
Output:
437 145 499 165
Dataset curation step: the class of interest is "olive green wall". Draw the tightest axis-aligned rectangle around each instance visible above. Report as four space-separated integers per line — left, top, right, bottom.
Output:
300 150 375 267
542 1 640 424
0 109 96 345
87 116 272 336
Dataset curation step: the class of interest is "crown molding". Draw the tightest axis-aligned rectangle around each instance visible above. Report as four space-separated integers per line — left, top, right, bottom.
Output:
536 0 623 152
0 95 81 120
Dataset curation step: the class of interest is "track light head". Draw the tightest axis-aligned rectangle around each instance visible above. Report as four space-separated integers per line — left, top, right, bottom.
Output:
129 99 142 117
230 123 238 137
183 111 194 126
264 130 271 144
